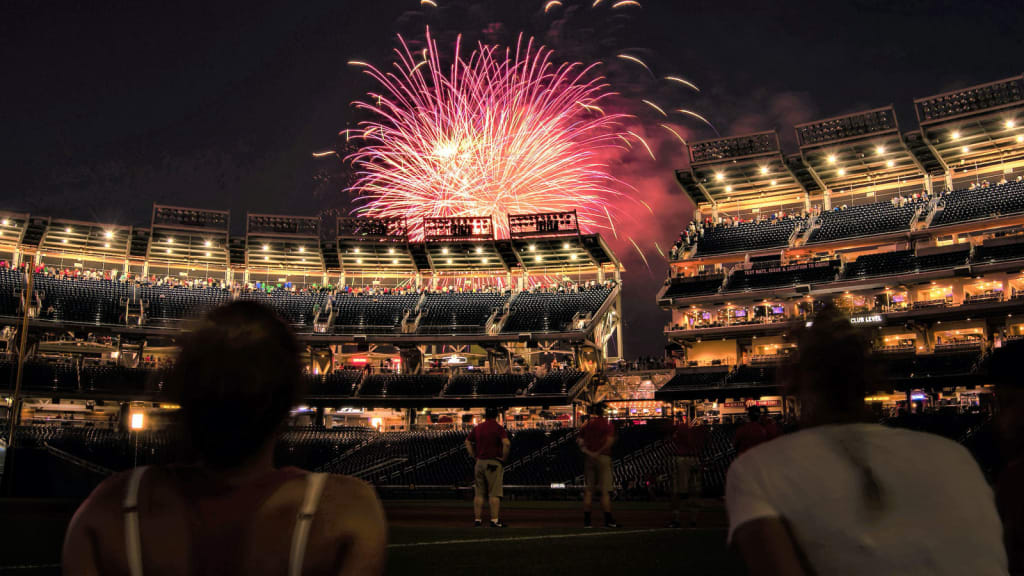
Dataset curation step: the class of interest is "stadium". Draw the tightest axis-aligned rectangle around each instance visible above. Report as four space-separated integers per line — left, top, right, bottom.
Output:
0 72 1020 573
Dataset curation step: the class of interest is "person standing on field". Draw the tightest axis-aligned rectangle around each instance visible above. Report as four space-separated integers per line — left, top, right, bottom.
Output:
465 407 510 528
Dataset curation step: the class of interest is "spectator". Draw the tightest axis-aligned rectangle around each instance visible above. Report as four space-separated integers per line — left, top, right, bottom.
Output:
733 406 767 455
759 408 781 441
63 302 387 576
578 403 620 528
989 340 1024 573
726 306 1006 575
669 416 707 528
465 407 510 528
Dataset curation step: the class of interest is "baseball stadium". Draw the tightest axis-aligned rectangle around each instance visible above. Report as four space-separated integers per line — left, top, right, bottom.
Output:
3 1 1023 575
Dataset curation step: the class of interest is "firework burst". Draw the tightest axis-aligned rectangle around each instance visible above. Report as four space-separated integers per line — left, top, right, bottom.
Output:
347 28 635 239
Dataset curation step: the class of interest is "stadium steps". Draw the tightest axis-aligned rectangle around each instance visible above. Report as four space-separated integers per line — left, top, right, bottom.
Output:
352 457 408 480
785 154 821 195
320 240 341 271
20 218 49 247
408 244 431 271
494 240 521 270
228 237 246 267
128 229 151 259
903 131 945 176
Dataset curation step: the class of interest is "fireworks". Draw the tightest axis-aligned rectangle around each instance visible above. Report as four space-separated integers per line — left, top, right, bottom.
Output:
348 29 633 239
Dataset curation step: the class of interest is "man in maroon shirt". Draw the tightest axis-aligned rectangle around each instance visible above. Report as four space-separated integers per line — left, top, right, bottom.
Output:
759 407 781 440
669 416 707 528
578 403 619 528
465 407 510 527
733 406 768 456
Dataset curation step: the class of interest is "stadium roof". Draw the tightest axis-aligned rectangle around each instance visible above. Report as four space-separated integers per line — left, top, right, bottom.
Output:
915 75 1024 176
682 131 817 211
0 205 621 280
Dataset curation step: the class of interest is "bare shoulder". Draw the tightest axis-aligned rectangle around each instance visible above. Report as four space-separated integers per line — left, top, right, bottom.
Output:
320 474 386 527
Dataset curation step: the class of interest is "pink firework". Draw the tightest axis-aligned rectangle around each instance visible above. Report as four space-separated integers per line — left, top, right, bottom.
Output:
347 29 633 239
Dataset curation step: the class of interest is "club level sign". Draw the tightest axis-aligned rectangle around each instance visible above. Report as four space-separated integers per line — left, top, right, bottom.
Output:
850 314 884 326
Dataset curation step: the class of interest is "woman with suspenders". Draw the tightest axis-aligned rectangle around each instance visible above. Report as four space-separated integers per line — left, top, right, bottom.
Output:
63 302 387 576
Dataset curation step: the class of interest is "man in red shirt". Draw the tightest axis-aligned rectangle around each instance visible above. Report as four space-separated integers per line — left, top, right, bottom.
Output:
578 403 619 528
734 406 768 456
669 416 707 528
465 407 510 527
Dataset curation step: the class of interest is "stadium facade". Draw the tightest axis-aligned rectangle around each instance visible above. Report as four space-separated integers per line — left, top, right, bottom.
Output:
658 74 1024 423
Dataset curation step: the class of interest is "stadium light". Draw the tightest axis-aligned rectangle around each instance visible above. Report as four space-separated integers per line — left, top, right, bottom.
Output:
355 258 363 264
262 244 269 251
962 146 970 154
1 219 7 226
446 258 453 264
951 131 960 140
353 247 360 253
1018 135 1024 143
714 172 724 181
104 230 114 239
827 154 837 164
481 258 488 264
104 242 110 249
388 247 395 254
528 244 536 252
562 242 570 250
167 237 174 244
299 246 305 253
570 254 578 260
204 240 212 247
838 168 846 176
760 166 769 175
886 160 895 168
167 248 173 254
725 186 732 193
301 258 306 263
205 252 211 257
535 255 543 262
392 259 399 264
263 256 269 261
875 146 885 155
476 246 484 254
1007 119 1016 129
441 247 449 255
130 412 145 431
62 238 68 244
770 179 777 186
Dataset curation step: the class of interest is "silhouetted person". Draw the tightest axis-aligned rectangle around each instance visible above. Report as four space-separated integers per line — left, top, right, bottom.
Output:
759 407 781 440
990 340 1024 574
733 406 767 455
578 403 619 528
63 301 387 576
726 306 1006 575
669 416 707 528
465 406 510 527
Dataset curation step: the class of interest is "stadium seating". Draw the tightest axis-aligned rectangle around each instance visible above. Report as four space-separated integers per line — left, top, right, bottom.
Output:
239 290 327 326
35 276 129 324
303 370 363 397
808 201 921 243
502 285 613 333
662 275 724 299
333 293 420 333
693 218 803 256
972 241 1024 264
143 285 231 322
358 373 447 397
724 261 839 292
0 267 25 316
530 370 585 395
657 371 728 392
418 292 510 333
843 249 970 279
80 363 168 395
446 373 532 397
933 180 1024 226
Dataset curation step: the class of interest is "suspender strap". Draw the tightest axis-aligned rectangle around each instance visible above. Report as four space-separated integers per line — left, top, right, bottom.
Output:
122 466 149 576
288 472 328 576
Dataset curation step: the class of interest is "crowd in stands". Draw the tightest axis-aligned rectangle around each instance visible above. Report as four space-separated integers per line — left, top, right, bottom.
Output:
671 211 809 258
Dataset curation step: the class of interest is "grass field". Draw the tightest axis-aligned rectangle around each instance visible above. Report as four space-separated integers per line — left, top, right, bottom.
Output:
0 499 744 575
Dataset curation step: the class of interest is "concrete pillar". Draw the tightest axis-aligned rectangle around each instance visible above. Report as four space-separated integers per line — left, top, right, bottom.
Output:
823 190 832 211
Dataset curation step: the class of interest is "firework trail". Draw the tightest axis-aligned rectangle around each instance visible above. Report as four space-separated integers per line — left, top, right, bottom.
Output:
348 28 635 239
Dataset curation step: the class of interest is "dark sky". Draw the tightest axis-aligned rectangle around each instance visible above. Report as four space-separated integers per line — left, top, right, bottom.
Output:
2 0 1022 356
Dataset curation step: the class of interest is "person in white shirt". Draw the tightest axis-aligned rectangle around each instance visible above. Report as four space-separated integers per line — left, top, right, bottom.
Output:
726 306 1007 576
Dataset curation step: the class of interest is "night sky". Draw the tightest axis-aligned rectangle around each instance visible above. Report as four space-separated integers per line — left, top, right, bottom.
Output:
2 0 1022 356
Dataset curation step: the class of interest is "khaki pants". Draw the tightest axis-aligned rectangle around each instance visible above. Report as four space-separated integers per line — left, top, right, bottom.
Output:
672 456 701 496
474 459 504 499
584 454 613 493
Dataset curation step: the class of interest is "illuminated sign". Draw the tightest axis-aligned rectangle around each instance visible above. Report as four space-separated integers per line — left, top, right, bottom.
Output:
850 314 884 326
